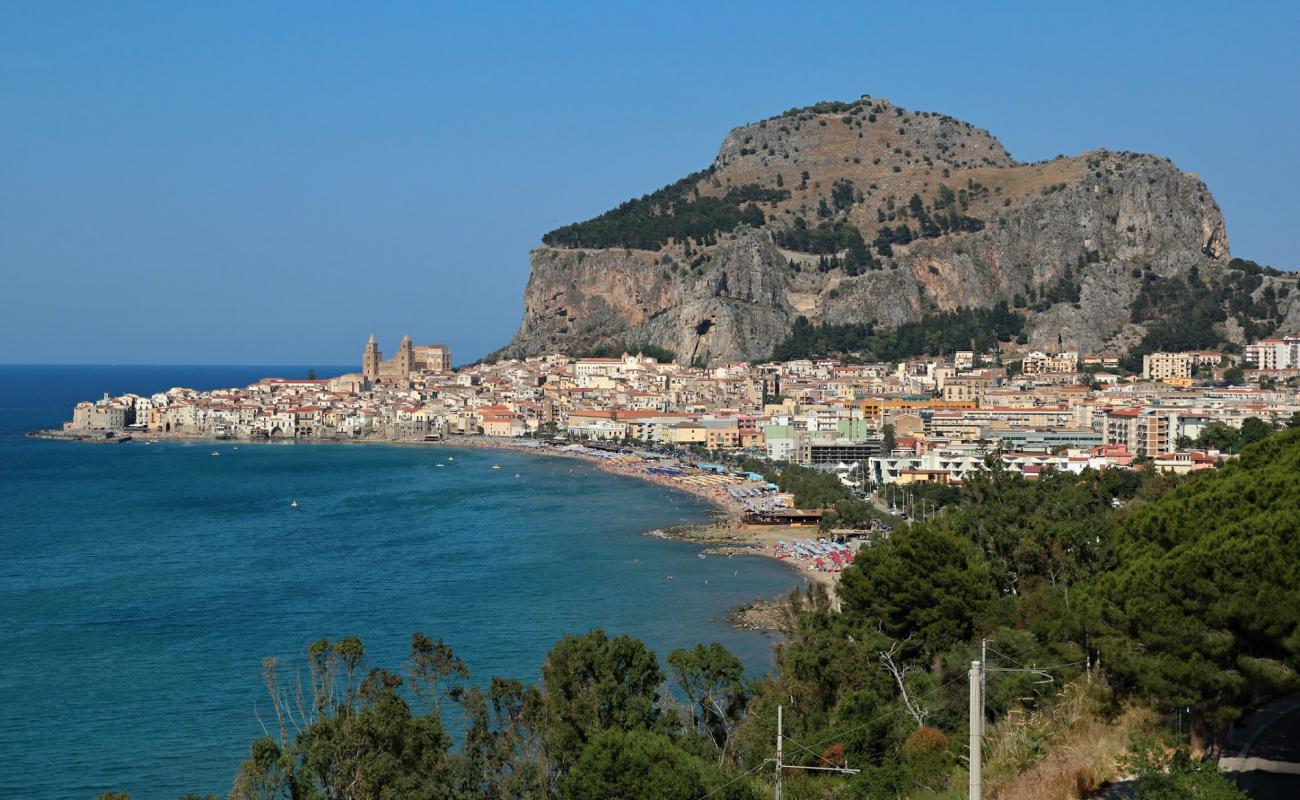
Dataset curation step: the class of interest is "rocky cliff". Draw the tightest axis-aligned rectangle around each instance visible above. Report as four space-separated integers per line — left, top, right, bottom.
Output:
502 95 1258 363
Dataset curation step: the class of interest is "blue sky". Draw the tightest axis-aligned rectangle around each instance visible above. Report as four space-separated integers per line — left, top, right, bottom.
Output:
2 1 1297 365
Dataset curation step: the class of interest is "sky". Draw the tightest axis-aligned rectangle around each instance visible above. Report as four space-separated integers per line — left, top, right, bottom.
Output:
2 1 1298 366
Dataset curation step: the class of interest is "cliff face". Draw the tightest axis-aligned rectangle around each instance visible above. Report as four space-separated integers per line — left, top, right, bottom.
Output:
504 96 1234 362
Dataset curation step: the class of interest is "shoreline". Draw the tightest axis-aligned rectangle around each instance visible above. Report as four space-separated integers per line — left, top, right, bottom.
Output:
30 429 832 628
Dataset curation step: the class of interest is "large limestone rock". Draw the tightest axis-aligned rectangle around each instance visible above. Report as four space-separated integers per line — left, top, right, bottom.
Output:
502 97 1233 362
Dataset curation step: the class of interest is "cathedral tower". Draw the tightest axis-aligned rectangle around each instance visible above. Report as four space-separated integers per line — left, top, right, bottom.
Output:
363 334 381 381
396 334 415 376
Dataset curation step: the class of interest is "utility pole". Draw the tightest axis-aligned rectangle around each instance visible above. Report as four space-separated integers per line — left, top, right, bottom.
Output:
981 639 987 719
969 661 982 800
775 705 782 800
774 705 858 800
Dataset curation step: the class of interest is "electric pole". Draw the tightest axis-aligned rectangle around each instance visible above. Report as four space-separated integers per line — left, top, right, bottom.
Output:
774 705 858 800
981 638 987 719
969 660 982 800
775 705 782 800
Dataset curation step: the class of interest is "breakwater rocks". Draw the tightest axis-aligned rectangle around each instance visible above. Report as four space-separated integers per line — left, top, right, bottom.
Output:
727 596 795 632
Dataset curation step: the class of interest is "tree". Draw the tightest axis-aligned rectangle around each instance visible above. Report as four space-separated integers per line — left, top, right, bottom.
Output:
831 178 855 210
558 730 735 800
406 632 468 718
453 677 548 800
306 368 317 380
540 630 662 770
1237 416 1274 450
1195 421 1240 452
667 643 747 751
1087 430 1300 754
839 523 995 660
881 423 897 454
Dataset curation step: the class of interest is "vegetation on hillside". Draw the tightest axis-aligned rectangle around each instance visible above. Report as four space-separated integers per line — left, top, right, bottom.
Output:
774 218 879 275
1123 258 1293 366
541 170 785 251
771 303 1025 362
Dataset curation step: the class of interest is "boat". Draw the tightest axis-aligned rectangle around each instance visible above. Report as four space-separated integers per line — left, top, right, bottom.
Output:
211 451 220 456
448 456 455 461
437 463 445 467
492 464 502 470
290 500 298 508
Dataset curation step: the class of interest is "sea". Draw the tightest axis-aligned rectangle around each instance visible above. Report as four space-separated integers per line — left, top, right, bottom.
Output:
0 365 802 800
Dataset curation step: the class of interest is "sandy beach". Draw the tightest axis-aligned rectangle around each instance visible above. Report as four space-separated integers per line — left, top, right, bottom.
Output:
437 437 846 591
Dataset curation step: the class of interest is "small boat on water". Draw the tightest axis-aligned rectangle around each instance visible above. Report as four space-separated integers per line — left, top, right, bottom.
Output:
448 456 455 461
211 451 220 456
492 464 502 470
437 463 445 467
290 500 298 508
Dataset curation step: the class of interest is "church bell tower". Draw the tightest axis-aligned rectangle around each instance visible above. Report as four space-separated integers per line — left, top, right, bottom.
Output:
363 334 381 381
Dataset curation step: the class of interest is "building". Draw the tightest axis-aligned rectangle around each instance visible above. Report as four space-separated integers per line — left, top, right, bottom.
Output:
1102 408 1170 458
800 437 884 467
1142 352 1193 381
1244 337 1299 371
1022 351 1079 375
414 344 453 373
363 335 453 380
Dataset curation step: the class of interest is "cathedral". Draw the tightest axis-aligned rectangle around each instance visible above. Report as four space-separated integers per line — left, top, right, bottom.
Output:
363 335 452 380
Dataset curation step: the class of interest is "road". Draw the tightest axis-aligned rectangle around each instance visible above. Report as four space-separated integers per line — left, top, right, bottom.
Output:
1220 695 1300 799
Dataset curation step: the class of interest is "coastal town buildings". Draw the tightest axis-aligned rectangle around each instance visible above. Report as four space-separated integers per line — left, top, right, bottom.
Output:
57 341 1300 490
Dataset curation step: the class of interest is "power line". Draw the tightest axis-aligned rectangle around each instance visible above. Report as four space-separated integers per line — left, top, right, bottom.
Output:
693 758 771 800
694 655 1084 800
801 670 969 753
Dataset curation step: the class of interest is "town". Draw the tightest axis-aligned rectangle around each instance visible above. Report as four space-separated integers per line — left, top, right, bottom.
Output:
57 334 1300 492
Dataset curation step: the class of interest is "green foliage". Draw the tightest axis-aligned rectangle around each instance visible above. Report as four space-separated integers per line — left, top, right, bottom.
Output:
771 304 1024 362
774 217 876 273
738 458 887 531
667 643 747 750
540 630 663 770
1125 738 1247 799
232 637 458 800
1194 417 1274 453
840 523 996 658
901 190 984 238
1128 268 1227 353
1127 261 1295 361
831 178 856 210
581 342 677 363
541 172 787 250
946 464 1144 598
1087 429 1300 745
559 729 754 800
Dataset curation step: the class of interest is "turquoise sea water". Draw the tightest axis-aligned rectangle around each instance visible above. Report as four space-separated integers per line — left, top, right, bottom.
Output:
0 365 801 800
